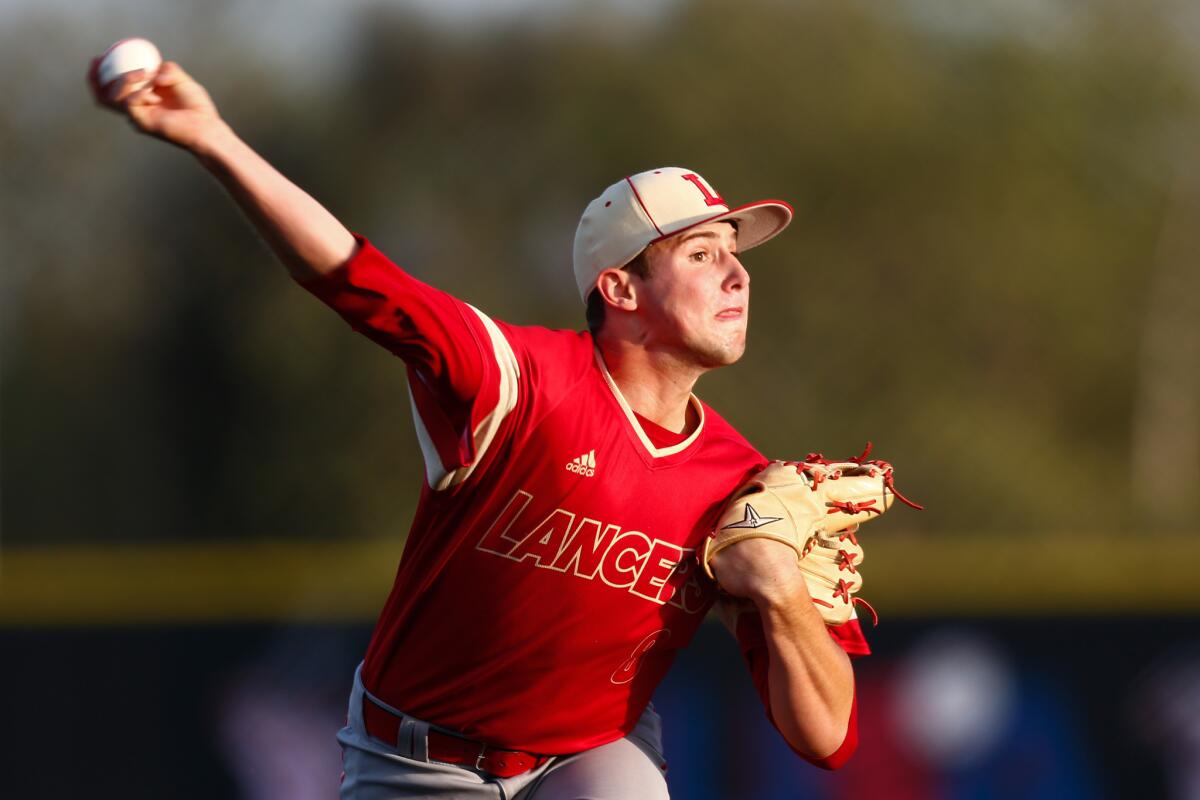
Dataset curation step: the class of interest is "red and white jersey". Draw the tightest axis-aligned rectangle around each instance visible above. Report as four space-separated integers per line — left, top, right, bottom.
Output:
301 237 868 755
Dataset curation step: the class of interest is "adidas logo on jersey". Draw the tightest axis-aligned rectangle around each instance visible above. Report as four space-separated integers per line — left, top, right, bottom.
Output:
565 449 597 477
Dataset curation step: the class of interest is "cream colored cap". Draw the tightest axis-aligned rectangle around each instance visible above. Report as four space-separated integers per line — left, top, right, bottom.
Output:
571 167 793 302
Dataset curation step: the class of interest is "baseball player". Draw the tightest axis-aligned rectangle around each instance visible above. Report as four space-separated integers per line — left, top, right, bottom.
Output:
91 57 869 798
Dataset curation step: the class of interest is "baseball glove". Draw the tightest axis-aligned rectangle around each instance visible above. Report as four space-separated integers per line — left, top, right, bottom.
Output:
702 443 921 625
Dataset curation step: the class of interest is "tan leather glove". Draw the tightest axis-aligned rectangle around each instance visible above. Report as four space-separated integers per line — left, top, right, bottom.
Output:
703 445 921 625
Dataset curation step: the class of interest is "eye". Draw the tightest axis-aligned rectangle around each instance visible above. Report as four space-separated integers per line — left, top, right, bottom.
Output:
689 249 710 263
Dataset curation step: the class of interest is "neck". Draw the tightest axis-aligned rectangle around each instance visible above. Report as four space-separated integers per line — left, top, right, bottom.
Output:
596 334 705 434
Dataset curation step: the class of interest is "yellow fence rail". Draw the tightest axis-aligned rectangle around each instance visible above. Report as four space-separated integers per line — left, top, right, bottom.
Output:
1 534 1196 624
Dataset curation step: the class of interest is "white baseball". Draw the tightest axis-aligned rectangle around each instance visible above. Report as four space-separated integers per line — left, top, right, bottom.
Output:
97 37 162 91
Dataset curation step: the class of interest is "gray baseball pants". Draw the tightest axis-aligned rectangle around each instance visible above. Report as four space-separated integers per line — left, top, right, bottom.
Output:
338 665 671 799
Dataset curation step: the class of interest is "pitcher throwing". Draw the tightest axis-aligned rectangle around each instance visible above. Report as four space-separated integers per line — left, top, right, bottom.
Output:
90 49 877 799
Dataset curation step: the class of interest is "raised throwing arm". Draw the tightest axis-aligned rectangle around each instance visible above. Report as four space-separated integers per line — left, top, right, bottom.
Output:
88 57 356 281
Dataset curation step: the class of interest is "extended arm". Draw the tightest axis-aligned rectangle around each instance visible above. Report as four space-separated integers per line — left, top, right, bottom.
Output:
710 539 856 763
89 56 515 486
89 59 355 280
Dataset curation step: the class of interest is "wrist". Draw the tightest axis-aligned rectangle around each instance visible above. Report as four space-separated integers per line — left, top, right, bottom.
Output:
746 571 813 613
190 119 239 163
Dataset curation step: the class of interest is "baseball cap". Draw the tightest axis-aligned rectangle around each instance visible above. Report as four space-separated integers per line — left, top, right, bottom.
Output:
571 167 793 302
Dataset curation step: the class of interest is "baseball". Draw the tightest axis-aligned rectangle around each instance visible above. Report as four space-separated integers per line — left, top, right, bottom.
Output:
97 37 162 91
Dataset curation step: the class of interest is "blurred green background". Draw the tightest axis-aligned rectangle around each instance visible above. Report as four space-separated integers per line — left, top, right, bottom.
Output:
2 0 1198 797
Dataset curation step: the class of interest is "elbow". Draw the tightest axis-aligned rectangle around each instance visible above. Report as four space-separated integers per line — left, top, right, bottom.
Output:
803 730 857 771
791 719 857 771
794 690 860 771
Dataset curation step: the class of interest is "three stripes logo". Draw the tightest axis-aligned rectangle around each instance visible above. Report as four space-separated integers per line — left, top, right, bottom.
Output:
565 449 597 477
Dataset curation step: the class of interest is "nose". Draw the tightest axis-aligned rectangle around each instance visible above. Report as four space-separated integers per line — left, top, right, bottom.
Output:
723 253 749 293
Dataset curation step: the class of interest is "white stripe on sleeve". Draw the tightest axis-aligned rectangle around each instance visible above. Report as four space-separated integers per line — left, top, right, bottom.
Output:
409 305 520 491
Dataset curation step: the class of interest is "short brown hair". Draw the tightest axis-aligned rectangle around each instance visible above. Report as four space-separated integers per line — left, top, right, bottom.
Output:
585 248 654 336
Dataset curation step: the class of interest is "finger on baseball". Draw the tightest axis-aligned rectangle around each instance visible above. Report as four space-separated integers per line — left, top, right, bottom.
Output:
125 85 163 108
153 61 189 87
153 61 219 114
129 90 164 107
106 70 150 104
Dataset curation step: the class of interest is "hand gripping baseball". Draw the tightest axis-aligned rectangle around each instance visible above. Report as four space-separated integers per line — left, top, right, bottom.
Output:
703 443 922 625
88 58 223 151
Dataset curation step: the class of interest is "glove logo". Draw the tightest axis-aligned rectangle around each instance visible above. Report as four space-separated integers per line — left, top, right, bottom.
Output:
720 503 782 530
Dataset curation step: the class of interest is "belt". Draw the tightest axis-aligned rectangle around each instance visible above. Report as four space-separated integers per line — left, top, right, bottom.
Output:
362 695 552 779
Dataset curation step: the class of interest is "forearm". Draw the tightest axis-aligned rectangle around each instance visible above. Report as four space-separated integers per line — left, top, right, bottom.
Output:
191 122 357 281
755 582 855 759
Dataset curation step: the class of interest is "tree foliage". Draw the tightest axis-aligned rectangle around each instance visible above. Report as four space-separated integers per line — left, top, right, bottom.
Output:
3 0 1196 542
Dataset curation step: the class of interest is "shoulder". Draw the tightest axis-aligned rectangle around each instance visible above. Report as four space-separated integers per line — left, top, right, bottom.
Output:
492 322 597 379
495 322 593 353
698 400 762 454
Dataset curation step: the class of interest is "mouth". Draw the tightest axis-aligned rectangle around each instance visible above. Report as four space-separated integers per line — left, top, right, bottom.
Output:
715 307 745 321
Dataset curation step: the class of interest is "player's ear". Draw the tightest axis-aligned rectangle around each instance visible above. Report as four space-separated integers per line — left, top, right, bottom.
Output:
596 268 638 312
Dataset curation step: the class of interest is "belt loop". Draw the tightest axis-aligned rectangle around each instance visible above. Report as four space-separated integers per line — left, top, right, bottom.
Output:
397 716 430 761
474 743 489 773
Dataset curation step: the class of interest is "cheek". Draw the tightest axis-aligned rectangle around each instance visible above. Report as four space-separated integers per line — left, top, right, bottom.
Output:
681 282 716 311
676 293 712 329
656 287 697 321
651 272 717 329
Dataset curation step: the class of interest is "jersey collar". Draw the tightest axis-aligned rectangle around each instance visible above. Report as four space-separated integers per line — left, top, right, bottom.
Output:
593 348 706 460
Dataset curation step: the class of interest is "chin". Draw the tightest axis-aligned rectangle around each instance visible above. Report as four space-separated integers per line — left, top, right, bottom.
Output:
695 342 745 369
721 347 746 366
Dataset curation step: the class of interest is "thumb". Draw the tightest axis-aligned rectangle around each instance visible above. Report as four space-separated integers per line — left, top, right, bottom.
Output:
151 61 220 116
153 60 189 88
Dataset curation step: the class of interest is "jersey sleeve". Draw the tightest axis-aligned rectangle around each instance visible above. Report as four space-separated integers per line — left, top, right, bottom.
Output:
297 236 520 490
728 605 869 770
